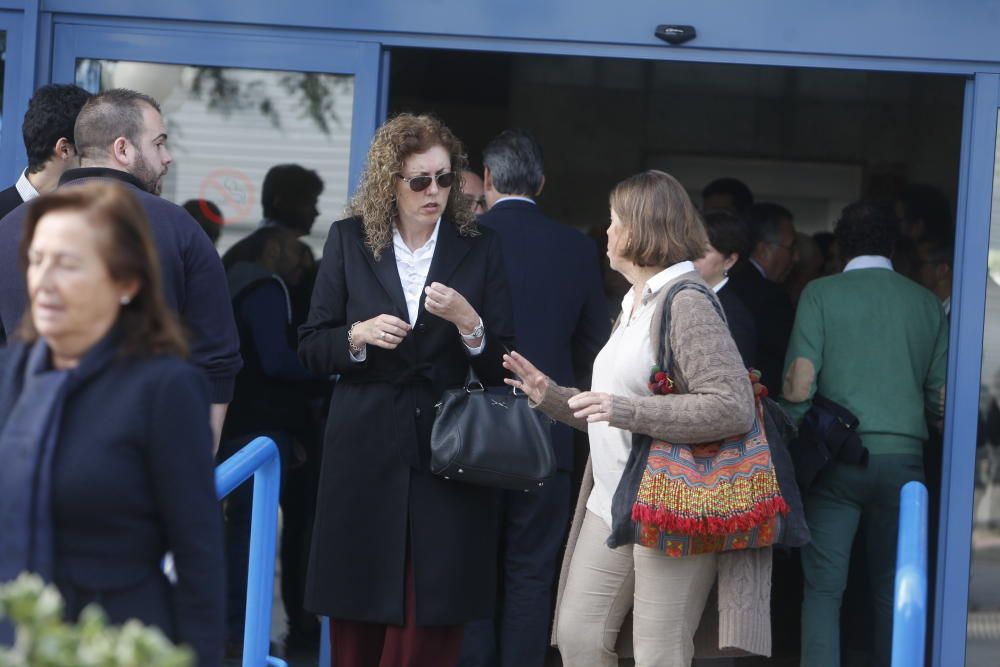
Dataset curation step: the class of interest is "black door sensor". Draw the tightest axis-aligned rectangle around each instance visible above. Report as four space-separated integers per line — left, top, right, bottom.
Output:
655 25 697 46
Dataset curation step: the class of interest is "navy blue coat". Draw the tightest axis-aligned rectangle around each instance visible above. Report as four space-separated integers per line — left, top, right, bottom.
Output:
716 281 757 368
728 260 795 395
479 199 610 471
299 216 515 625
0 335 225 666
0 168 242 403
0 185 25 227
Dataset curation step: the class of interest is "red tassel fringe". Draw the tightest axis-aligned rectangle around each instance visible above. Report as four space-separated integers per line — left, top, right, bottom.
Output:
631 496 791 536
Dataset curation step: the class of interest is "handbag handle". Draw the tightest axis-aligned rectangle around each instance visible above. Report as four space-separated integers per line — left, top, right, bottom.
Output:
463 366 486 393
656 280 728 376
462 342 525 396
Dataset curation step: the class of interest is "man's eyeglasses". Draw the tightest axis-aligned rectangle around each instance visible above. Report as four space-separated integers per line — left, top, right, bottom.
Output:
396 171 456 192
769 240 797 253
465 194 487 211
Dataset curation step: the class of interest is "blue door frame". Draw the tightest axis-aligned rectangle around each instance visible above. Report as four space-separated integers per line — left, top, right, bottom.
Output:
27 8 1000 664
933 73 1000 667
0 0 40 184
48 21 383 195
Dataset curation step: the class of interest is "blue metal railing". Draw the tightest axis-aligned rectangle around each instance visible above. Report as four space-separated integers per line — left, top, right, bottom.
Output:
319 616 329 666
215 436 287 667
892 480 929 667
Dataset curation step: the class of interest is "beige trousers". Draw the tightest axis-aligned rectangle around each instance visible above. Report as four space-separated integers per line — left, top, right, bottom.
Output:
555 510 718 667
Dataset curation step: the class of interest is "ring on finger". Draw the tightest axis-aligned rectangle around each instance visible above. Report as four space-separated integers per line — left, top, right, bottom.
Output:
379 331 386 340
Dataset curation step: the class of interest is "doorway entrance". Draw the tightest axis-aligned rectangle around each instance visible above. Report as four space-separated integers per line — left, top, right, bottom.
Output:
387 47 966 667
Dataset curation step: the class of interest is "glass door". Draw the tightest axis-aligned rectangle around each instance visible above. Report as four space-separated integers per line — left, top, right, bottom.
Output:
51 22 383 255
931 72 1000 667
960 73 1000 666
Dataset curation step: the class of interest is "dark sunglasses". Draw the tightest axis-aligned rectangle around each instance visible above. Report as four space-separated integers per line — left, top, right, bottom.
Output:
397 171 456 192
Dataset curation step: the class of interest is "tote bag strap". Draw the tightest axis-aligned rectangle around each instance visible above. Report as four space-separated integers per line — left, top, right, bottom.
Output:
656 280 728 375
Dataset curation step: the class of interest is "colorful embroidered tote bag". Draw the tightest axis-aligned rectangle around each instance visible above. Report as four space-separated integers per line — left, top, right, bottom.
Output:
632 281 789 557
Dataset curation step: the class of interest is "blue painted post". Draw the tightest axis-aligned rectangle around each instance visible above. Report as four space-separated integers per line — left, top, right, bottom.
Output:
892 481 929 667
319 616 330 666
215 437 288 667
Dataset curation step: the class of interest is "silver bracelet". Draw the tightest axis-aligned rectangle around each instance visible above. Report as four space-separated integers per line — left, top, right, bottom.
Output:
347 321 363 355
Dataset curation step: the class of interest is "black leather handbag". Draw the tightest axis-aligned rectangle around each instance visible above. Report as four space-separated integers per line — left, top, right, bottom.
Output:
430 367 555 492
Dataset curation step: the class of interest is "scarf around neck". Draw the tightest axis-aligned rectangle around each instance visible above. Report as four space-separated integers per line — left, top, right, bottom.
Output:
0 339 72 644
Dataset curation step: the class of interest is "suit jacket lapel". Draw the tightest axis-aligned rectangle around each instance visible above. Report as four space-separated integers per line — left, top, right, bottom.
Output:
417 219 472 323
357 238 409 322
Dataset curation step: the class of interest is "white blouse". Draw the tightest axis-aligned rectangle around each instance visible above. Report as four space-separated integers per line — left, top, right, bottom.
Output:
586 261 695 527
352 218 483 360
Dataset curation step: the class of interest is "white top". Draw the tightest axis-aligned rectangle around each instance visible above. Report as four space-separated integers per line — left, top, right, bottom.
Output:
393 219 442 325
843 255 894 272
351 218 483 361
713 275 730 293
15 169 39 202
586 260 695 526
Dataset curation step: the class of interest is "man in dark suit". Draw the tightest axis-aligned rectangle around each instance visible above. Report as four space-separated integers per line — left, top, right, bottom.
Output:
459 130 609 667
0 84 91 343
0 89 241 446
0 84 92 220
728 202 799 394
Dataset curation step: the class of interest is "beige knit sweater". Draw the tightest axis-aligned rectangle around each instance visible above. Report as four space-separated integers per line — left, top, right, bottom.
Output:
536 270 773 658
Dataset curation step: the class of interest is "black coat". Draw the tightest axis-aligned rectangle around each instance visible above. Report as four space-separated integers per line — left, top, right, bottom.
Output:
716 281 757 368
478 199 609 471
727 261 795 394
0 185 24 342
298 216 515 625
0 336 224 666
0 185 25 224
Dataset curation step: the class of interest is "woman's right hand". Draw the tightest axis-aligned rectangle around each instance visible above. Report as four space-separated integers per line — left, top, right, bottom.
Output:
354 314 411 350
502 351 550 404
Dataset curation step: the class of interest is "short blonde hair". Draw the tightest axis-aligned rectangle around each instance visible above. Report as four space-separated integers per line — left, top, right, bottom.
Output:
609 170 708 267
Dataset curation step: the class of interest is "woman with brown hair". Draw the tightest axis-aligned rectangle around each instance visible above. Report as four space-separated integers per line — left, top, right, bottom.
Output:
0 182 224 665
299 113 514 667
505 170 772 666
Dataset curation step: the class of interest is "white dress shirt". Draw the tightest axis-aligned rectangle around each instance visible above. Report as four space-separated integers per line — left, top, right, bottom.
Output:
394 219 442 325
492 195 535 207
749 258 767 279
15 169 40 202
843 255 894 272
351 218 484 360
712 275 730 293
586 260 695 527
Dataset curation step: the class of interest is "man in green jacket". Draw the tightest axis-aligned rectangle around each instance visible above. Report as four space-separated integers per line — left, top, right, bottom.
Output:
781 202 948 667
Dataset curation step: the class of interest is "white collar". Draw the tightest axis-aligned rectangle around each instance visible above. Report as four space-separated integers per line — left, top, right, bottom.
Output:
749 258 767 279
713 276 730 293
393 217 441 255
620 261 696 312
493 196 535 206
843 255 894 272
15 169 40 202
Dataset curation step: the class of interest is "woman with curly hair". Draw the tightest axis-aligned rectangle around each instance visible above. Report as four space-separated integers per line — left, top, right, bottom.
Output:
299 113 515 667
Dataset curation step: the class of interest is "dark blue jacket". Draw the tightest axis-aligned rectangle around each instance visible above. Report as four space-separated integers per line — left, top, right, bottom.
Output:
479 199 610 470
0 336 225 666
0 168 242 403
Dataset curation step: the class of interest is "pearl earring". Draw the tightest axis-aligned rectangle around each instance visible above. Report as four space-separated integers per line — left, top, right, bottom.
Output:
120 295 132 305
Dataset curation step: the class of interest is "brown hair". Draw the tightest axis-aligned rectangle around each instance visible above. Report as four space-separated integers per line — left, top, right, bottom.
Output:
609 170 709 267
349 113 477 259
17 181 188 358
74 88 161 163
